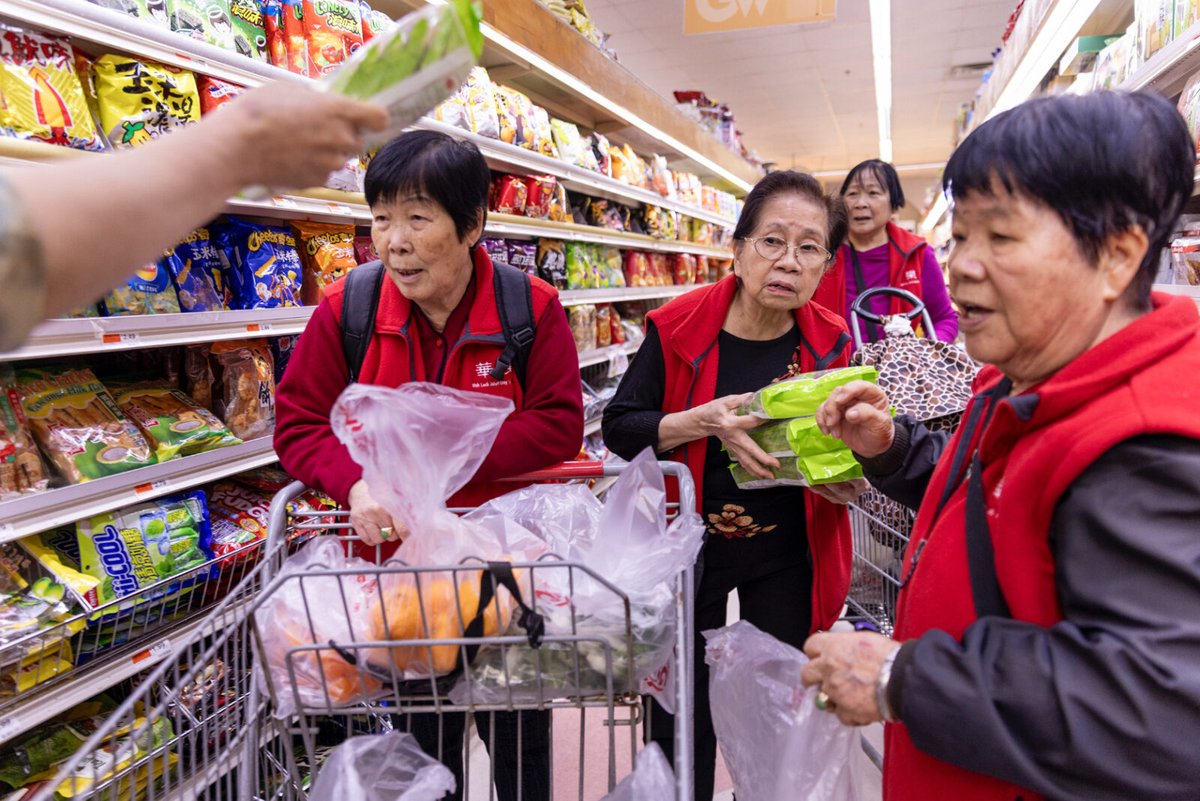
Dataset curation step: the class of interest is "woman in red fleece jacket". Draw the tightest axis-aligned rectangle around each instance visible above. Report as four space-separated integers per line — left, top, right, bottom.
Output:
274 130 582 801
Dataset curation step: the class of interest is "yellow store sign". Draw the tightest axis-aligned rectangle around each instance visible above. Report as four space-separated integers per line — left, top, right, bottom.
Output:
684 0 837 34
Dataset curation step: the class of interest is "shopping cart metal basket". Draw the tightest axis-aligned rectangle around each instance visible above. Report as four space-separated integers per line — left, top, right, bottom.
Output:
29 460 697 801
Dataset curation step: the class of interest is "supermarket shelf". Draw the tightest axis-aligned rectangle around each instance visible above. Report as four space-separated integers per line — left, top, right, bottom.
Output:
0 610 226 745
559 285 696 306
1 308 315 361
417 119 739 228
488 213 733 258
0 0 299 88
583 417 603 437
0 437 277 541
577 340 639 369
1123 20 1200 97
1155 283 1200 308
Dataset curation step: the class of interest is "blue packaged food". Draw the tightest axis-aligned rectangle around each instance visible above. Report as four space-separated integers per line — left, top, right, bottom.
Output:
175 226 230 308
162 247 223 313
215 218 303 310
101 262 181 315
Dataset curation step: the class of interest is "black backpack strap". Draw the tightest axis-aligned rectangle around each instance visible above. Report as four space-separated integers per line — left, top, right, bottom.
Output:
340 261 385 384
489 262 537 386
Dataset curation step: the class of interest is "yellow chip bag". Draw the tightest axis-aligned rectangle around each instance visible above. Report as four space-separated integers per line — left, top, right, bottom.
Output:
92 53 199 147
0 25 104 151
292 221 357 305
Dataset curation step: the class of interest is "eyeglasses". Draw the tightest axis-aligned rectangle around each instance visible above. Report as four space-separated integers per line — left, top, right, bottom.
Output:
741 236 833 267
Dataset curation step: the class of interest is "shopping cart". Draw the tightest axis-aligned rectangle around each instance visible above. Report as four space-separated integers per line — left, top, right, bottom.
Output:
29 460 697 801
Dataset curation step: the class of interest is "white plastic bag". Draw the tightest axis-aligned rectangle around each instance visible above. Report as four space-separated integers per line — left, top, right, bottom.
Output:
330 382 546 680
452 449 704 710
255 537 383 719
309 731 455 801
705 621 863 801
599 743 675 801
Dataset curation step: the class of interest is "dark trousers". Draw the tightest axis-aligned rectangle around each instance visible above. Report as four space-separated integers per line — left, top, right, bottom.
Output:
647 559 813 801
401 709 551 801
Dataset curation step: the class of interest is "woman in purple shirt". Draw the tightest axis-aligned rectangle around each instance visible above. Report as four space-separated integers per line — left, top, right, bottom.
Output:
812 160 958 348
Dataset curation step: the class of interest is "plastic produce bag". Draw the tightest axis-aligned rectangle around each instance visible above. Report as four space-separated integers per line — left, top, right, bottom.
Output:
705 621 863 801
738 366 878 419
330 382 546 680
600 744 675 801
321 0 482 147
453 448 704 711
310 732 455 801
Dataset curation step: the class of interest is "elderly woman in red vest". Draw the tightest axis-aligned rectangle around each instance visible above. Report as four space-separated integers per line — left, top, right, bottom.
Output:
803 91 1200 801
275 130 583 801
811 159 957 347
603 170 866 801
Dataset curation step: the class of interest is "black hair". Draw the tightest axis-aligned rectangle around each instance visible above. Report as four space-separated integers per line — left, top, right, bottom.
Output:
943 91 1194 308
733 170 848 253
840 159 906 211
364 130 491 243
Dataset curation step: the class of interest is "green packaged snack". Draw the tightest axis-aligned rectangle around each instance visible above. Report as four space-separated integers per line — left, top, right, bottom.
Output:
167 0 235 50
739 366 879 419
729 451 864 490
92 0 169 26
228 0 267 59
72 491 215 612
322 0 481 144
110 379 241 463
746 416 846 457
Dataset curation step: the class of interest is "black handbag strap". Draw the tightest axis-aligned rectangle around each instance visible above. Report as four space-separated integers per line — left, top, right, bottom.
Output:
848 246 884 343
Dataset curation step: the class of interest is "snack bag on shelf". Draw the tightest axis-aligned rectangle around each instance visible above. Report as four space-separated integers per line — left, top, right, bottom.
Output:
595 305 612 348
601 247 624 288
1178 72 1200 160
270 334 298 384
14 366 155 483
548 181 572 222
183 344 215 410
162 244 225 313
648 252 670 286
110 379 241 462
738 365 878 420
320 0 482 145
92 54 200 147
176 226 231 306
197 74 244 115
0 26 105 151
622 250 648 287
569 304 597 352
207 478 274 565
493 85 537 148
301 0 361 77
524 175 557 219
210 338 275 439
353 234 377 264
536 238 567 289
0 366 49 501
100 261 182 315
506 241 537 276
435 65 499 137
215 217 302 309
591 132 612 176
227 0 268 59
292 220 356 305
565 242 588 290
165 0 234 48
650 154 676 199
359 1 394 42
91 0 169 26
480 237 509 267
263 0 310 76
1171 235 1200 285
528 104 558 158
0 544 83 683
490 174 528 215
609 305 625 344
550 118 594 170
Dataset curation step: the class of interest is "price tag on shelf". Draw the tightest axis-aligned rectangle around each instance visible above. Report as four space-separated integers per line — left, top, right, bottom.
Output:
0 716 21 742
606 345 629 379
326 202 354 216
271 196 299 209
245 323 273 333
132 639 172 665
100 332 139 345
134 479 168 496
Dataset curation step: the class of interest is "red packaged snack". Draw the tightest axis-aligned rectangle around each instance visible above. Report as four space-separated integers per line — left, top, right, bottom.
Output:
264 0 309 76
649 253 670 286
595 305 612 348
622 251 647 288
197 75 243 115
302 0 362 77
353 235 378 265
359 1 392 42
524 175 556 219
610 305 625 344
672 253 698 285
490 175 528 215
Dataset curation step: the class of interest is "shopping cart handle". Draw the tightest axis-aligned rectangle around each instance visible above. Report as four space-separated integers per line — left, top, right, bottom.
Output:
505 461 607 481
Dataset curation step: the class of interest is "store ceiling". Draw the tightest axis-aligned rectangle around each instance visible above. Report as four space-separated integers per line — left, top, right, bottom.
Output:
584 0 1020 218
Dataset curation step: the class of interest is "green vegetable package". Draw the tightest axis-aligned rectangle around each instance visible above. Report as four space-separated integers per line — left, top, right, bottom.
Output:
738 365 878 419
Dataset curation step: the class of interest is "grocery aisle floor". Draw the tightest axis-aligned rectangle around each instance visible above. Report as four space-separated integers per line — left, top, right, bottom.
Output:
464 593 883 799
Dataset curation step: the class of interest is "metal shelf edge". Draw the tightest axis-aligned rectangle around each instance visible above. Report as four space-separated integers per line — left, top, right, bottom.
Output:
0 438 277 541
559 285 697 306
577 340 639 368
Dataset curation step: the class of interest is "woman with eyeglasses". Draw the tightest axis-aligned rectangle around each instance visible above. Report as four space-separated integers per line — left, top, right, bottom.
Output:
811 159 958 348
602 170 865 801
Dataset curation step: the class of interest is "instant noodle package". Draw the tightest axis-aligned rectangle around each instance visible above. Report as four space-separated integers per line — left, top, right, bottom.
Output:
91 53 200 147
0 26 105 151
14 367 156 484
215 217 302 310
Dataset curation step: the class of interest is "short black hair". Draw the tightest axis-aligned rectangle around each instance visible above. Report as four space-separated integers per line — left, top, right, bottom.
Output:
943 91 1194 308
364 130 491 243
734 170 848 253
840 159 906 211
